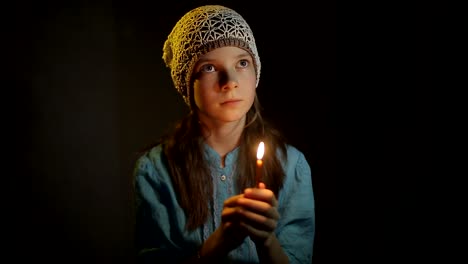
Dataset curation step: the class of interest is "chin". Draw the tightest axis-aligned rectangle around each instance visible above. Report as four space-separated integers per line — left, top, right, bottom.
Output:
222 114 247 123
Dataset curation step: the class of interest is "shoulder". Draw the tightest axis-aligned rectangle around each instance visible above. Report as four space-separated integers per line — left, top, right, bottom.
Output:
135 144 164 166
284 144 304 159
133 144 169 180
280 144 312 178
277 144 314 205
284 144 309 166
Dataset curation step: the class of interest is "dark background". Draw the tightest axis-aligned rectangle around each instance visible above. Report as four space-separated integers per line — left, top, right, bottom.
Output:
12 0 427 263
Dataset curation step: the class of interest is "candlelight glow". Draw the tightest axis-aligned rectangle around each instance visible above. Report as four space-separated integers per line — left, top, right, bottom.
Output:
256 141 265 160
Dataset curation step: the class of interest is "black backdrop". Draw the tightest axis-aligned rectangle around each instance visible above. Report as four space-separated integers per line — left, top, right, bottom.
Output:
13 0 421 263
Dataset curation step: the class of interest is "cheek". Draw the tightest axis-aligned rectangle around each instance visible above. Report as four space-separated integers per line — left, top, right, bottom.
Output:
193 81 202 106
245 70 257 90
248 88 257 105
245 74 257 95
193 81 211 108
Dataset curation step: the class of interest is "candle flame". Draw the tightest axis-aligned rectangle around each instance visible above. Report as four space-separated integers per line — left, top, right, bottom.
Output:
256 141 265 160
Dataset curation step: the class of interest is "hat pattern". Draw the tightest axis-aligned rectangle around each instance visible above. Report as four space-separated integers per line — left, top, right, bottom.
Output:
163 5 261 105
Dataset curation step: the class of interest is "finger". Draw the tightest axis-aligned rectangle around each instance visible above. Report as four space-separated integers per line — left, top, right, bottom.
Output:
223 194 244 207
258 182 266 189
243 188 278 207
244 187 274 198
221 206 245 223
236 209 278 231
236 197 280 220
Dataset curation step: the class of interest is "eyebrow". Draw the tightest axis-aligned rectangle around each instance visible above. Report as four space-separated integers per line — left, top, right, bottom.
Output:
196 50 251 64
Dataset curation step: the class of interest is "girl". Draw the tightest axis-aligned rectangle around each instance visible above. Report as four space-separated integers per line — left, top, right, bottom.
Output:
133 5 315 263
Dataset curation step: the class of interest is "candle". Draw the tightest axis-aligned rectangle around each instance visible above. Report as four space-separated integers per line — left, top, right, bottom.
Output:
256 141 265 187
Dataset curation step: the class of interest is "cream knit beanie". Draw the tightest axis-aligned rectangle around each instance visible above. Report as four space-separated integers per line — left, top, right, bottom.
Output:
162 5 261 106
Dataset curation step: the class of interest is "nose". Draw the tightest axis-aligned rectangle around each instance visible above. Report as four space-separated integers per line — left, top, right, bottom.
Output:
219 69 238 90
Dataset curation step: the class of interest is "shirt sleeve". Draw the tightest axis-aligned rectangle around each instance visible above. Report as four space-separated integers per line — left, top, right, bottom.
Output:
276 149 315 264
133 150 199 263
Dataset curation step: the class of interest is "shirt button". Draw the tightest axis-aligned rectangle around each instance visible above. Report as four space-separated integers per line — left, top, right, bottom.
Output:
220 175 226 181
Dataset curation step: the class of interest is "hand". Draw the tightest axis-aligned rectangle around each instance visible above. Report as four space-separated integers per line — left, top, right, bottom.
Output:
199 194 250 258
200 183 280 258
234 182 280 246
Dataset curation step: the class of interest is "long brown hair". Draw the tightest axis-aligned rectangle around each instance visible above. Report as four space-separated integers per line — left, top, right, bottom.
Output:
140 96 288 231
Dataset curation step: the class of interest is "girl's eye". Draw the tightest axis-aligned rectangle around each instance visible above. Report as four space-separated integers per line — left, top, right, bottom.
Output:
238 59 249 68
200 64 215 72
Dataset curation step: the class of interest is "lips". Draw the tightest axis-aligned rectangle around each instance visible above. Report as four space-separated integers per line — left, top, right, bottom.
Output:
221 99 242 105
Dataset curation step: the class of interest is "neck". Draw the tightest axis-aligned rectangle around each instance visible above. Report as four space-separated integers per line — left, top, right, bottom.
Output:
200 117 245 165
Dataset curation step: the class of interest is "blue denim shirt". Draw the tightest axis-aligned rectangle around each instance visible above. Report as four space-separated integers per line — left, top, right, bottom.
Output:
134 143 315 263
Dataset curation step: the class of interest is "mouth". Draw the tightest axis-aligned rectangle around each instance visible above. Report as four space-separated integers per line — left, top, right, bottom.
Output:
221 99 242 105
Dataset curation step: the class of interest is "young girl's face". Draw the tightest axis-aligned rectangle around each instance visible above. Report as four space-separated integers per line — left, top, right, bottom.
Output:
192 46 257 126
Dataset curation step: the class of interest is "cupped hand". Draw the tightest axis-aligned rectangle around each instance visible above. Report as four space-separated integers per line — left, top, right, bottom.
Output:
234 182 280 245
200 193 249 258
203 183 280 257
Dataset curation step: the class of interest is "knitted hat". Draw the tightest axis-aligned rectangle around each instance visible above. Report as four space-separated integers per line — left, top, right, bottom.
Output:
162 5 261 106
